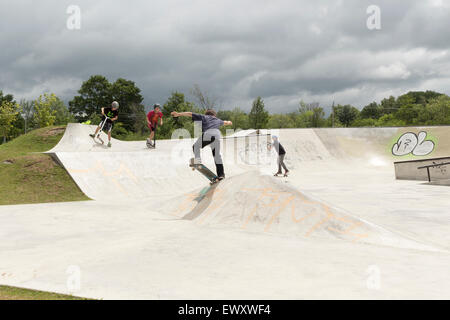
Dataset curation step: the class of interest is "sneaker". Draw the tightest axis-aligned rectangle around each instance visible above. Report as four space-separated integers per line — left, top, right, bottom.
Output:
193 158 202 165
107 142 112 148
147 139 156 148
89 134 95 138
274 172 282 176
218 175 225 181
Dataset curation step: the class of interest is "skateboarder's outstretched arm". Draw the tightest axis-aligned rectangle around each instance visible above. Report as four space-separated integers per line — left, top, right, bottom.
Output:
172 111 233 127
171 111 192 118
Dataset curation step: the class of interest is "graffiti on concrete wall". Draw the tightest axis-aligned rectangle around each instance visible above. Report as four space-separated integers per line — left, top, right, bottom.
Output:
392 131 435 156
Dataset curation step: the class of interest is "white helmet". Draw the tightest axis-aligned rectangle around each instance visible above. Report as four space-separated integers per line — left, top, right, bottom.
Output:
111 101 119 109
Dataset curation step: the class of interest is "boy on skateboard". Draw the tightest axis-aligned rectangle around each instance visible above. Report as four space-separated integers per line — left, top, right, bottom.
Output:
89 101 119 148
146 104 163 148
170 109 232 180
268 135 289 177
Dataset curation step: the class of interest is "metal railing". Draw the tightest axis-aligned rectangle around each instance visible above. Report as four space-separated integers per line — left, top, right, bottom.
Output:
417 162 450 182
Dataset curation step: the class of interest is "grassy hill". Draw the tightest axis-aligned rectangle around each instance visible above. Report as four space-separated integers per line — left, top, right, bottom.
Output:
0 285 92 300
0 126 89 205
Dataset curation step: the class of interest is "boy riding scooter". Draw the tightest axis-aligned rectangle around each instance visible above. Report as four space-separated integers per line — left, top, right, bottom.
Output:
146 104 164 148
89 101 119 148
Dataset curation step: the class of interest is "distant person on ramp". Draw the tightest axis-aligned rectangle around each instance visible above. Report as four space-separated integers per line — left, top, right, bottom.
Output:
146 104 164 148
170 109 232 181
89 101 119 148
268 135 289 177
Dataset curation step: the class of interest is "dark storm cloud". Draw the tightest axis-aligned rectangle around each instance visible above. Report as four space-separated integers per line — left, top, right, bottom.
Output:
0 0 449 112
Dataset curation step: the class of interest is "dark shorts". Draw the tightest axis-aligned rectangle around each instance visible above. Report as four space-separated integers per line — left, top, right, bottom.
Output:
100 119 113 132
148 123 158 132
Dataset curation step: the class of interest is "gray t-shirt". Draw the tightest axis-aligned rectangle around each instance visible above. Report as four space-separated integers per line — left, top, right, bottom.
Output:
192 113 224 133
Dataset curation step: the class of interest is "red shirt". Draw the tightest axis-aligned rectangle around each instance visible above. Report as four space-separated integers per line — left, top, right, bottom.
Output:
147 110 163 125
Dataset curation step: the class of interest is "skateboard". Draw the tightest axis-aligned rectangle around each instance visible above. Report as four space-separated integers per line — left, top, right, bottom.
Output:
189 158 220 184
274 173 289 177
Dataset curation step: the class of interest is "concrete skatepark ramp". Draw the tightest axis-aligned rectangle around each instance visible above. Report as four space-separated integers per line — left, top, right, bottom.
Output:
2 123 450 299
47 123 450 250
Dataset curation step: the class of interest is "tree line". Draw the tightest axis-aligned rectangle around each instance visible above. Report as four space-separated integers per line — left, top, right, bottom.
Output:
0 91 74 144
1 74 449 144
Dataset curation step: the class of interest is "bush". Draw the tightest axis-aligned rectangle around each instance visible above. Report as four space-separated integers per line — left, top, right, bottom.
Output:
351 118 377 127
111 122 129 138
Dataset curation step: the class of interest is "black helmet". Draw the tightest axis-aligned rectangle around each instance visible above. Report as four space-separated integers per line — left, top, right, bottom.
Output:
153 103 161 109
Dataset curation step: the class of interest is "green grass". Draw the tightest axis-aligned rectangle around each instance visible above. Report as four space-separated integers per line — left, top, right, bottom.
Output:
0 126 89 205
0 285 92 300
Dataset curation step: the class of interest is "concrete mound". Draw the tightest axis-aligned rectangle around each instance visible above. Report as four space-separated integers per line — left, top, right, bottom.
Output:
161 171 439 251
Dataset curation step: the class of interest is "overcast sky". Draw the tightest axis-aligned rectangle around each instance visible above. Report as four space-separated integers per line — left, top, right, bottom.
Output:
1 0 449 113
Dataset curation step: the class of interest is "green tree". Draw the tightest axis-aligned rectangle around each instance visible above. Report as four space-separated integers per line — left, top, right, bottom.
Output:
380 96 398 115
295 111 313 128
334 104 359 127
18 99 35 133
351 118 377 127
424 95 450 125
110 78 144 131
360 102 381 119
310 107 326 127
398 91 443 106
269 114 295 128
33 93 57 128
69 75 112 121
394 94 423 125
218 107 250 131
0 91 15 105
69 75 144 132
162 92 187 117
396 94 416 109
48 96 73 125
217 110 232 121
376 114 405 127
230 107 249 130
298 101 325 127
158 92 199 139
1 93 26 139
395 104 422 125
0 100 19 143
249 97 269 129
111 122 129 138
299 100 318 113
128 103 147 135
